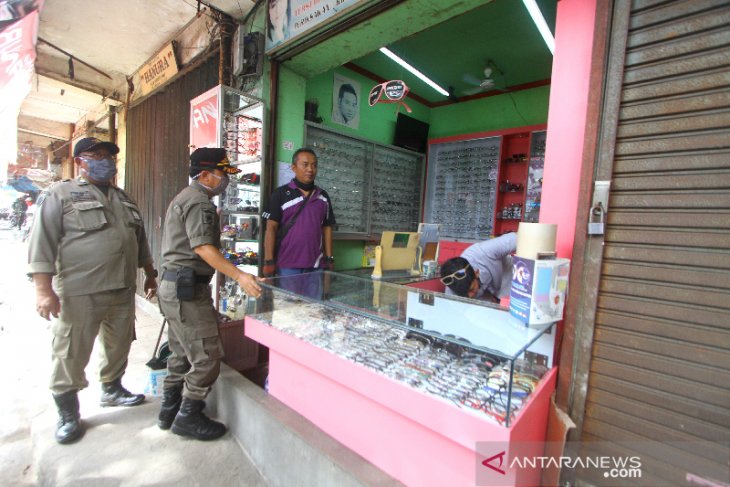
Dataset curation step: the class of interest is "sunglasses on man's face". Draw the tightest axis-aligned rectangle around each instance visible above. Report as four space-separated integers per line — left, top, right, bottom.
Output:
440 265 471 286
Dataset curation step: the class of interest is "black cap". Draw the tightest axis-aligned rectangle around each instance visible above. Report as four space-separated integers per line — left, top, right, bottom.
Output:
73 137 120 157
190 148 241 174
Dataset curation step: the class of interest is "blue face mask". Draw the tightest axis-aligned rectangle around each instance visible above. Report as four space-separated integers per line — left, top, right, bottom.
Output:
81 158 117 183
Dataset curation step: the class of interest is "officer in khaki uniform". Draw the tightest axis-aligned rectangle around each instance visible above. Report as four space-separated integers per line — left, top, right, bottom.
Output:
157 148 261 441
28 137 158 445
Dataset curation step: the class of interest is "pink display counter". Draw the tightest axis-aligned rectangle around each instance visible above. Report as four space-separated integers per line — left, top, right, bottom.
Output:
246 316 557 487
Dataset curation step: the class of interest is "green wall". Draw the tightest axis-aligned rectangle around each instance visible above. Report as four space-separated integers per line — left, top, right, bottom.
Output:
275 67 550 268
305 66 431 146
274 66 307 167
429 86 550 139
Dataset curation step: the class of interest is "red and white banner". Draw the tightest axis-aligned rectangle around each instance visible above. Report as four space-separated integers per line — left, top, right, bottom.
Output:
0 2 42 183
189 85 221 152
0 8 39 115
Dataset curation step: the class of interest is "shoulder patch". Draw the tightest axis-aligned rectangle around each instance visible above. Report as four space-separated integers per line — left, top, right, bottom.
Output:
202 209 215 225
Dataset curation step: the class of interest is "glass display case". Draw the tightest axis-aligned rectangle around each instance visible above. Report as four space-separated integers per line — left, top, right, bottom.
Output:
246 271 556 427
190 84 265 319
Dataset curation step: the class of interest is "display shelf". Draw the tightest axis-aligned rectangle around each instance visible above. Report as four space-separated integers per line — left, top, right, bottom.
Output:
424 136 500 240
232 156 262 165
222 210 260 215
190 85 264 307
425 125 546 239
305 122 424 236
493 132 530 236
221 235 259 243
524 130 546 223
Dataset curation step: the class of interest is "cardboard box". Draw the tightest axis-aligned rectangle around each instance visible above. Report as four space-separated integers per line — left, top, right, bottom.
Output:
510 257 570 325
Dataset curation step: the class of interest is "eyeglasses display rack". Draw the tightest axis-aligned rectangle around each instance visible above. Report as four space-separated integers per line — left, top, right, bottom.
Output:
371 146 422 234
305 122 424 236
423 137 501 240
189 84 265 372
425 126 547 239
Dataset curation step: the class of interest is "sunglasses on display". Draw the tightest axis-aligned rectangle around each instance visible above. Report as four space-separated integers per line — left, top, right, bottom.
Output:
368 80 412 113
440 264 471 286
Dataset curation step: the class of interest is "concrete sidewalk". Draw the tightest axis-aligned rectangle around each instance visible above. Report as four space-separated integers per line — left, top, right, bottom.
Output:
0 230 267 487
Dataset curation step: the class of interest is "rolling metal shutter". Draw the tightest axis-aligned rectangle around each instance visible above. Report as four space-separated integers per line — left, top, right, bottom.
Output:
125 56 218 280
578 1 730 485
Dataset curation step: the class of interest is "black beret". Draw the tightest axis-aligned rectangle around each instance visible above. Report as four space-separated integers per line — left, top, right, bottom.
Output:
190 148 241 174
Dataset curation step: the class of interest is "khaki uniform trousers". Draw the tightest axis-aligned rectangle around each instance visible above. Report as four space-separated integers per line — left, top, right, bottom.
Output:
157 280 224 401
50 288 135 395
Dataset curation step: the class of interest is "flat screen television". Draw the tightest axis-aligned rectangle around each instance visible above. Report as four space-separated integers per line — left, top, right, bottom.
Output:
393 113 430 153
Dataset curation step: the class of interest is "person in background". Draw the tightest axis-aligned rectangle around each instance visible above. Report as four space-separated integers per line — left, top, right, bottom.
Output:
157 148 262 441
262 148 336 278
332 83 359 126
439 232 517 302
27 137 158 445
11 195 27 229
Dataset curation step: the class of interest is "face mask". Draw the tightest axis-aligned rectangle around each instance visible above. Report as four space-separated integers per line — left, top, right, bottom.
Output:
81 158 117 183
196 172 229 196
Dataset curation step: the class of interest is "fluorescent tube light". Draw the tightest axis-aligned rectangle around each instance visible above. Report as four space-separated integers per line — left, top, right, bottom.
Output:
379 47 449 97
521 0 555 54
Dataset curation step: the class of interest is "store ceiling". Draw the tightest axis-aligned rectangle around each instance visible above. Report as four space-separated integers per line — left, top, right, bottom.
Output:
351 0 557 104
17 0 257 148
18 0 557 148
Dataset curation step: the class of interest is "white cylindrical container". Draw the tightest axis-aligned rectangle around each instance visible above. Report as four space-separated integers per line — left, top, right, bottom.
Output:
516 222 558 259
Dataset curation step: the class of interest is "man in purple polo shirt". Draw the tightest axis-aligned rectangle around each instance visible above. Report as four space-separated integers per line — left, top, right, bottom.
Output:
262 148 336 277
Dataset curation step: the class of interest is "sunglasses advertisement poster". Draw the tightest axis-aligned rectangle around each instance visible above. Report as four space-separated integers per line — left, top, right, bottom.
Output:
332 73 361 129
369 80 412 114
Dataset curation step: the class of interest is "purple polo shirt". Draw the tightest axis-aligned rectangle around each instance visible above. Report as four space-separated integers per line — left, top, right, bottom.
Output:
263 180 336 269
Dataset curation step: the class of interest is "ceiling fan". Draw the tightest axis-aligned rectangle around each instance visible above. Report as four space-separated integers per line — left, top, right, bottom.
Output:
462 59 507 95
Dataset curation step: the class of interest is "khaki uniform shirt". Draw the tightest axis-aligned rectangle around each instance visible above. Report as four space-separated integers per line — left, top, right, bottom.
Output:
28 177 153 297
160 183 220 276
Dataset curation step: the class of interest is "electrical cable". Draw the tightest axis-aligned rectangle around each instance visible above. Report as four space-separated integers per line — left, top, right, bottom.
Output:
507 92 529 126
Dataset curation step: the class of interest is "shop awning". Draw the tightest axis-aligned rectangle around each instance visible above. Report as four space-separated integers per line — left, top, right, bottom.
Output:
7 174 39 194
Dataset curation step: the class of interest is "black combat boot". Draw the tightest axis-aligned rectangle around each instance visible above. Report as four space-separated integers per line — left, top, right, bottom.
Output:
100 378 145 407
171 397 227 441
52 390 83 444
157 386 183 430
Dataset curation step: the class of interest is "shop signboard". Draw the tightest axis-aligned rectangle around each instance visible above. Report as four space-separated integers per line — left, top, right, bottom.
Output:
131 42 179 102
266 0 368 53
189 86 220 151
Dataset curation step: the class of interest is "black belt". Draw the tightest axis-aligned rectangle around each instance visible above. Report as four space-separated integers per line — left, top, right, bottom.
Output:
161 270 213 284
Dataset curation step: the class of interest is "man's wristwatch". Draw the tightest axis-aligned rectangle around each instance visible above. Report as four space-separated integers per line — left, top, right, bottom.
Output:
146 269 158 278
264 260 275 265
323 256 335 264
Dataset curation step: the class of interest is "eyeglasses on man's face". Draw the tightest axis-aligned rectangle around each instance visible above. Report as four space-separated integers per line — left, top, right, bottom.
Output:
440 264 471 286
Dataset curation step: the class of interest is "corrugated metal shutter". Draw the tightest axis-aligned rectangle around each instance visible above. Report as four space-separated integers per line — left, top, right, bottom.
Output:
125 57 218 283
578 1 730 485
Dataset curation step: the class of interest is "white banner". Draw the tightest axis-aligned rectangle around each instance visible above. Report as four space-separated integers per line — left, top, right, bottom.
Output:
266 0 367 53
